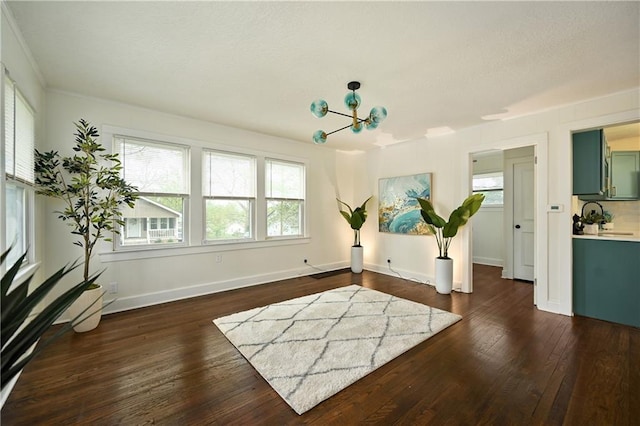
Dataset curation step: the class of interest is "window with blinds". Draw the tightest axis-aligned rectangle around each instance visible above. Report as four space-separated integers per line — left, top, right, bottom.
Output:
114 136 190 246
4 75 35 265
203 150 256 242
266 159 305 238
472 172 504 205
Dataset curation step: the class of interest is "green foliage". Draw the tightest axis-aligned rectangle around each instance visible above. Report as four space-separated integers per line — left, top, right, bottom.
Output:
337 196 372 246
1 249 101 390
34 119 138 283
417 194 485 258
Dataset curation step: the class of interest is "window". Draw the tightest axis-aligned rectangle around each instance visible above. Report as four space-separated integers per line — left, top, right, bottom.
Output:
266 159 305 238
203 151 256 242
3 74 35 266
472 172 504 205
114 137 189 247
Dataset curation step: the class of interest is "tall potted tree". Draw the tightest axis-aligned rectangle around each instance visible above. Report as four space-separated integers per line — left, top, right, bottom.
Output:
417 194 484 294
34 119 138 332
337 196 372 273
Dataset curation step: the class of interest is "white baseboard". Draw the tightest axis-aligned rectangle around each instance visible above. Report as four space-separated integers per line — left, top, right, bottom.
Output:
473 257 504 267
53 261 349 323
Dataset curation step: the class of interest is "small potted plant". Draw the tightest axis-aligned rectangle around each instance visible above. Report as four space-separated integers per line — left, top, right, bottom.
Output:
337 196 372 273
34 119 138 332
417 194 484 294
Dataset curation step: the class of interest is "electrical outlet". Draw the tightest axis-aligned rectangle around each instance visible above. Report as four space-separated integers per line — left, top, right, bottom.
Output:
215 255 223 263
109 281 118 294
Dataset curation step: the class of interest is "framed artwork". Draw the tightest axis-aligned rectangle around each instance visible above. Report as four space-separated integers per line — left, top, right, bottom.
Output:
378 173 431 235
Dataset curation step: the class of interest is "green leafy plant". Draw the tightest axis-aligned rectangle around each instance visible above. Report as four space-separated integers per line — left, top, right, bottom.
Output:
417 194 485 259
34 119 138 285
337 196 372 247
1 249 101 390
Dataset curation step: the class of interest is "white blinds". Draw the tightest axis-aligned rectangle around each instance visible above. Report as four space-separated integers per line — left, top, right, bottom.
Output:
203 150 256 197
114 136 189 195
4 76 35 184
265 159 305 199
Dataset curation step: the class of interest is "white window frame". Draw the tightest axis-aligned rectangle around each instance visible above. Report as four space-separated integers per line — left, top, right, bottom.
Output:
2 70 36 271
113 135 191 250
98 126 309 263
202 150 256 244
265 158 306 239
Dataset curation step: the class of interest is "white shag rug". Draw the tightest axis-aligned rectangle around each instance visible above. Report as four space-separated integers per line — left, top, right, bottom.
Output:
213 284 462 415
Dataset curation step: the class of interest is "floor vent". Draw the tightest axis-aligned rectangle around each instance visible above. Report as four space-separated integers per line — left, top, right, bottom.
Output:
310 268 351 279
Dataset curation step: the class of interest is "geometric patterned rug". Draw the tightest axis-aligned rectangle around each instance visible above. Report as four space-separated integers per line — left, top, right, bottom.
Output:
213 284 462 414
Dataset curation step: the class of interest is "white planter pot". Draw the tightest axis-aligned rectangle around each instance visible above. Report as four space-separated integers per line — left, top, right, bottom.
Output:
435 257 453 294
351 246 364 273
68 285 103 333
583 223 599 235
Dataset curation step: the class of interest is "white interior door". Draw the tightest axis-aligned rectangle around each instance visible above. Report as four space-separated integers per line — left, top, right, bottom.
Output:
513 159 535 281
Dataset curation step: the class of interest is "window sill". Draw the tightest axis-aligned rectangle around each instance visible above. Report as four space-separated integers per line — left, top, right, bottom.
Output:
98 237 311 263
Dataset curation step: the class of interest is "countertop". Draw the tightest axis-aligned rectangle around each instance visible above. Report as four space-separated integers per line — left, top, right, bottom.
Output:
573 232 640 243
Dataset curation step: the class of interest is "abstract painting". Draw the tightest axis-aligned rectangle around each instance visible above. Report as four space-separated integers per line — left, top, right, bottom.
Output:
378 173 431 235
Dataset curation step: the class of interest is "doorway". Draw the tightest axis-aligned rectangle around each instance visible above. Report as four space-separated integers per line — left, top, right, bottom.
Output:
462 133 548 308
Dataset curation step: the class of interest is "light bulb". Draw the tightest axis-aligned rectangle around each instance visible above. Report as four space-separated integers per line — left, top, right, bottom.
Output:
369 106 387 123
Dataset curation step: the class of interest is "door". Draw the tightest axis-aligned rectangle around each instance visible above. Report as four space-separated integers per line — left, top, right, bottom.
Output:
513 159 535 281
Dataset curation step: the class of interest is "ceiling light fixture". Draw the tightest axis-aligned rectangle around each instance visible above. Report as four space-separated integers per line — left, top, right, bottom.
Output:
310 81 387 144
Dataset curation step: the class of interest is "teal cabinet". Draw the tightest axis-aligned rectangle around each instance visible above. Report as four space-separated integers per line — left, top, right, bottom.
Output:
573 238 640 327
610 151 640 199
572 130 607 198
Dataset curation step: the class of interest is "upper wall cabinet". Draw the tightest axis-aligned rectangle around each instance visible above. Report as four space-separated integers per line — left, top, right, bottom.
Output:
573 122 640 200
610 151 640 198
572 129 607 199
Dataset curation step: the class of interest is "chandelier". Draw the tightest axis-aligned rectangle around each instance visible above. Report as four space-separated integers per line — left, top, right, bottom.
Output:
310 81 387 144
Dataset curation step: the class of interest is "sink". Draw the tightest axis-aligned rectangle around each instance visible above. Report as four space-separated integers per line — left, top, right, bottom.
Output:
598 231 634 236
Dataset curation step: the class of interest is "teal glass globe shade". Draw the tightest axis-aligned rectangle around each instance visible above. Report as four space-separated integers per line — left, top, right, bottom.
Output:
351 122 363 134
313 130 327 144
369 106 387 123
344 92 361 111
310 99 328 118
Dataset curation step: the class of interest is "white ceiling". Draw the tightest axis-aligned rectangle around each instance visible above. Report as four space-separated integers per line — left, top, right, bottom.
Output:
5 1 640 151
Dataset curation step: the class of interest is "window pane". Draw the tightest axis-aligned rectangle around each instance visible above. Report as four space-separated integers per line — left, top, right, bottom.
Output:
474 190 504 205
119 196 184 245
5 184 26 265
4 77 14 176
205 199 252 241
473 173 503 191
267 200 302 237
203 151 255 197
14 91 35 183
116 137 189 194
266 160 304 198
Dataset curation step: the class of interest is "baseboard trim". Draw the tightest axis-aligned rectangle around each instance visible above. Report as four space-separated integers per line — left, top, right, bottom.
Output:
473 257 504 267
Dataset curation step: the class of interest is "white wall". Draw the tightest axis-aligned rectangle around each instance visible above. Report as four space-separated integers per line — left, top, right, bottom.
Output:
364 89 639 316
42 91 354 315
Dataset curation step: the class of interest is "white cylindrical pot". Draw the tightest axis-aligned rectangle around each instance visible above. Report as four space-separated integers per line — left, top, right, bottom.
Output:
435 258 453 294
351 246 364 273
68 285 103 333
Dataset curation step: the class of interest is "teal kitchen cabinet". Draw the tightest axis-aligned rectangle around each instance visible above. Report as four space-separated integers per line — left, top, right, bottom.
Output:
573 238 640 327
573 129 607 199
610 151 640 199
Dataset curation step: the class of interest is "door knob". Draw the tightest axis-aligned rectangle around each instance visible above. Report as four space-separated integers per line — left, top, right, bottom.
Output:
515 224 521 229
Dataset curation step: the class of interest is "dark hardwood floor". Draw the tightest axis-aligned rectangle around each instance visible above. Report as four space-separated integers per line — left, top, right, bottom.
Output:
2 264 638 425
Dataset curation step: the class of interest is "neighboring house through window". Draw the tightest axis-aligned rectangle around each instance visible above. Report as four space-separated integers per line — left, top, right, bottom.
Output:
115 136 189 247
